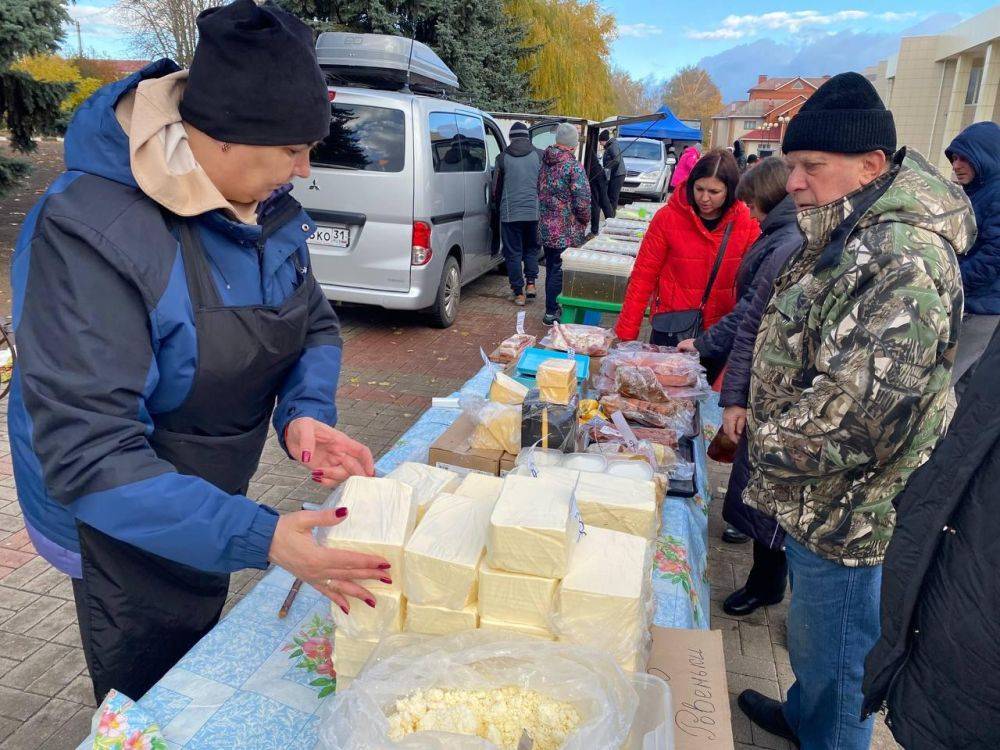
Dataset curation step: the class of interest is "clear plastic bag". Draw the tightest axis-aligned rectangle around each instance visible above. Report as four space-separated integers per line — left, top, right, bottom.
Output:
602 218 648 241
598 394 696 434
317 630 639 750
580 235 641 257
521 390 578 452
539 323 616 356
597 350 704 394
489 334 537 365
460 395 521 455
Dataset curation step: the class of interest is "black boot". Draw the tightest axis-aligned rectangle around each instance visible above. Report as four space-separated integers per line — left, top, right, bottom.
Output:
722 525 750 544
723 587 784 617
738 690 800 747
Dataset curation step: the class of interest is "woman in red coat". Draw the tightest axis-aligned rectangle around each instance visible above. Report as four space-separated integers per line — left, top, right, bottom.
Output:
615 149 760 343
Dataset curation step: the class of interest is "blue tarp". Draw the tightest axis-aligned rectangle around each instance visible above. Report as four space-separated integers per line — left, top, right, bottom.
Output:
619 105 701 142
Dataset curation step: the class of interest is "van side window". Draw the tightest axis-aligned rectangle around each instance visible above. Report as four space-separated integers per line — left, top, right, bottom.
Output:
485 125 503 168
311 103 405 172
457 115 487 172
430 112 463 174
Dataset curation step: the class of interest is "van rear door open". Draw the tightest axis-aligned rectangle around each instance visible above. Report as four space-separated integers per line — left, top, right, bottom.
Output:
299 95 413 293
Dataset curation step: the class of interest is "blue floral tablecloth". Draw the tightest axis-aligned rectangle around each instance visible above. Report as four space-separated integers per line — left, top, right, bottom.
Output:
77 368 718 749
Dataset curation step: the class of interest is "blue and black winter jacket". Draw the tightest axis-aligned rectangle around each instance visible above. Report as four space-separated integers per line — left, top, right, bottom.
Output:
946 121 1000 314
10 60 342 577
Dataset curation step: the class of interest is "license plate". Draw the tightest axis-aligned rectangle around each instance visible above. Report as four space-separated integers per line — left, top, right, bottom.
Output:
308 224 350 248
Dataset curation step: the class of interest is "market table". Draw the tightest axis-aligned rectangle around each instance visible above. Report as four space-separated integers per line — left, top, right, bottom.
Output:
77 365 720 749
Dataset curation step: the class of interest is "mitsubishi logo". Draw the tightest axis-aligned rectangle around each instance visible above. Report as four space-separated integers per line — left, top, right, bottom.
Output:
308 179 320 190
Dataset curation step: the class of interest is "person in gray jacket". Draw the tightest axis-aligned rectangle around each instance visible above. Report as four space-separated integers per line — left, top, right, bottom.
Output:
600 129 626 212
493 122 543 305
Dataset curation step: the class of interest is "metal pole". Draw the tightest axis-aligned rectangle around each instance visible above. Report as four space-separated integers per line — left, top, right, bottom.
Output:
76 20 83 58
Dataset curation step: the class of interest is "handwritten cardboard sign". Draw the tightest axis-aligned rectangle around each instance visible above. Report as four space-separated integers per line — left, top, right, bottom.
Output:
647 626 735 750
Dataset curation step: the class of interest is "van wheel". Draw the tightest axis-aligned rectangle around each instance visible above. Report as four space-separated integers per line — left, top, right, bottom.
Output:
428 256 461 328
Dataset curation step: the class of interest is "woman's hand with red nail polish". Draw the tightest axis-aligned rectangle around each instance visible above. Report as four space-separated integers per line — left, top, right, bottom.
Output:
284 417 375 486
267 507 389 611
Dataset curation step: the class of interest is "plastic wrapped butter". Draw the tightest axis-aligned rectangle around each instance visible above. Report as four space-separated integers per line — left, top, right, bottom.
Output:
479 616 555 641
403 493 493 609
478 563 557 629
511 465 580 495
331 588 404 639
536 359 577 405
405 602 478 635
454 473 504 503
555 525 653 672
487 475 578 578
574 472 659 539
489 372 529 405
470 402 521 454
334 631 379 678
321 477 416 590
386 462 461 522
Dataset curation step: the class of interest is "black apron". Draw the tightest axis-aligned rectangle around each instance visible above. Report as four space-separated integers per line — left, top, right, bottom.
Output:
73 212 311 703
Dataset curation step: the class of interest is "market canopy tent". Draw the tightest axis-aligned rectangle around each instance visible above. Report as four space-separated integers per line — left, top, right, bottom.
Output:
617 106 701 142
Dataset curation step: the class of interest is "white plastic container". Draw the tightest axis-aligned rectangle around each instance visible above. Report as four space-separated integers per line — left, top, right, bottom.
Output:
562 452 608 474
514 447 565 469
623 672 674 750
607 459 656 482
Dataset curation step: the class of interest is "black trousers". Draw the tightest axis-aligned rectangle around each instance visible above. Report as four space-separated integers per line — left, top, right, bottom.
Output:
607 174 626 211
72 522 229 703
743 540 788 600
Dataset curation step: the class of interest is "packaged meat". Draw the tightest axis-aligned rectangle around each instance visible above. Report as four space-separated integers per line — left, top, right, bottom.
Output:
489 333 537 364
586 421 680 450
598 350 703 393
540 323 616 357
599 393 696 434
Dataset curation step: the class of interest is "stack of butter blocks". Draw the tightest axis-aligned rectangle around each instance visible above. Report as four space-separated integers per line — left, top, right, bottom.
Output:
386 462 461 522
479 474 579 641
403 492 494 635
323 476 416 683
536 358 577 405
556 524 653 672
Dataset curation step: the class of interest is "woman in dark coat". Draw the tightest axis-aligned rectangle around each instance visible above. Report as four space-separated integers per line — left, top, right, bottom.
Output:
862 326 1000 749
679 157 803 616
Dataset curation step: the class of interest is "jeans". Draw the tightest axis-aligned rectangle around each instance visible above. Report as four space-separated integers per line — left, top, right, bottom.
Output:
952 313 1000 400
743 540 787 600
783 537 881 750
500 221 540 295
543 247 564 316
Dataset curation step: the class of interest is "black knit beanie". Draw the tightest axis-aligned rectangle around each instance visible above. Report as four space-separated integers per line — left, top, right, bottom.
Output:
180 0 330 146
782 72 896 155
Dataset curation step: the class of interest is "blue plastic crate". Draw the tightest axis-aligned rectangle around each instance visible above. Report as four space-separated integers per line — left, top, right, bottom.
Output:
515 348 590 380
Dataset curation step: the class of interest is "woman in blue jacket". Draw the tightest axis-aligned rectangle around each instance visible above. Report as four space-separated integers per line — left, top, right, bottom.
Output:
10 1 386 702
679 157 803 616
946 121 1000 398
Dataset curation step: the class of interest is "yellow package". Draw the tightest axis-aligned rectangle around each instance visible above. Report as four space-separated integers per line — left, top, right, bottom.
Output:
470 402 521 454
489 372 529 405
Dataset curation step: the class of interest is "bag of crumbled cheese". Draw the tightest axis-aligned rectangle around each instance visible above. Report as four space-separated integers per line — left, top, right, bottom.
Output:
317 630 638 749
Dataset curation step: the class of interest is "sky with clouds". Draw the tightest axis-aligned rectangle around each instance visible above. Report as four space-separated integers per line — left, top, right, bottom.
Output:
68 0 996 101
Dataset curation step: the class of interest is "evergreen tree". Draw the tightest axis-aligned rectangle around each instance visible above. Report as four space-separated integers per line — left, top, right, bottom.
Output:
0 0 76 195
277 0 538 111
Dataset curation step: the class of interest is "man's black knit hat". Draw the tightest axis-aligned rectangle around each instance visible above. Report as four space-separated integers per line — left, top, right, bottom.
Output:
783 72 896 155
510 122 529 138
180 0 330 146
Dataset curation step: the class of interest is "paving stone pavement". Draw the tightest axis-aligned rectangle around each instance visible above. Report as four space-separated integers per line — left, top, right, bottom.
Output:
0 268 900 749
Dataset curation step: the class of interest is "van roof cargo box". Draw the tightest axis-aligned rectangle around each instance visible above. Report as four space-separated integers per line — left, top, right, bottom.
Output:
316 32 459 93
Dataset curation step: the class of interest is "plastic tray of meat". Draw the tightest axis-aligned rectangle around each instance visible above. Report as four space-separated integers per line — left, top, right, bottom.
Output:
540 323 616 357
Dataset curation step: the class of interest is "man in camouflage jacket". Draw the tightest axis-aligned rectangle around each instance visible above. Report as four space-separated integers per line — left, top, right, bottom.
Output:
736 73 974 750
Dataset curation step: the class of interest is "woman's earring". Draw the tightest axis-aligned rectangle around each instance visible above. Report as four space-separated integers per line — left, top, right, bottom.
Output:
221 142 231 153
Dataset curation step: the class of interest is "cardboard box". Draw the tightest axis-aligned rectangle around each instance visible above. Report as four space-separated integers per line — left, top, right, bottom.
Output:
499 452 517 476
646 627 735 750
428 414 504 476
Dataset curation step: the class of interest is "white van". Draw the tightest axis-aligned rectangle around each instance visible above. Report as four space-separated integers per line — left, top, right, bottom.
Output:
294 34 508 327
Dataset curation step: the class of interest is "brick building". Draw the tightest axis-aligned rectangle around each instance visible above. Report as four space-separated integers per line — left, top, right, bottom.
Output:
710 75 830 156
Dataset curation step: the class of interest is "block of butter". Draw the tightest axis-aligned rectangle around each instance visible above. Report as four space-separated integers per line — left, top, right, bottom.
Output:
487 474 578 578
334 630 379 678
478 563 557 629
479 616 555 641
386 462 461 522
321 476 416 591
470 402 521 455
574 472 659 539
536 358 577 405
489 371 529 405
330 588 404 639
405 602 478 636
513 465 580 495
403 493 493 609
454 473 504 503
556 525 651 671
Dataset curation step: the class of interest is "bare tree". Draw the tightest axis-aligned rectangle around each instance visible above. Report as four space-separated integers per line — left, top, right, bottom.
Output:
116 0 215 66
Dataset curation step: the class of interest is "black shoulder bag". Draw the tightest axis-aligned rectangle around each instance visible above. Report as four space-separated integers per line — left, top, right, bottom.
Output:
649 221 734 347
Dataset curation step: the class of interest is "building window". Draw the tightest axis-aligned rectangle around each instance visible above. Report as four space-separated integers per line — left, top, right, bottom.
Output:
743 120 757 129
966 60 985 105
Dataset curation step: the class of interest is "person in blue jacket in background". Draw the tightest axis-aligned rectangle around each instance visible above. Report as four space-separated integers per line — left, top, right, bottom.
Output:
946 121 1000 398
9 0 389 703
